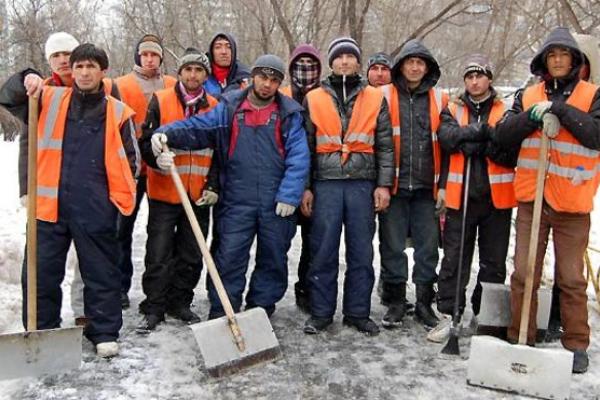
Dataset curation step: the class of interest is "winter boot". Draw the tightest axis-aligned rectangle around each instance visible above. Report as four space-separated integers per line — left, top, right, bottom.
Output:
136 313 165 334
427 316 453 343
167 307 201 324
343 316 380 337
381 282 407 329
303 316 333 334
572 350 589 374
96 341 119 358
294 283 310 314
414 284 439 330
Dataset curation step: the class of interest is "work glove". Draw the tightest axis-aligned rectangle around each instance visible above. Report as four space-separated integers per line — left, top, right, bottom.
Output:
542 113 560 139
156 151 175 171
459 141 487 156
195 190 219 207
19 195 27 208
435 189 446 216
528 101 552 122
465 123 490 142
275 202 296 217
151 133 168 157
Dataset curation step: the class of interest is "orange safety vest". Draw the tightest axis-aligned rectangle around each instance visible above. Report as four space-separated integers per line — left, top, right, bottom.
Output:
36 86 137 222
279 86 292 97
445 99 516 210
146 88 219 204
115 72 177 137
516 81 600 213
381 84 448 197
306 86 384 164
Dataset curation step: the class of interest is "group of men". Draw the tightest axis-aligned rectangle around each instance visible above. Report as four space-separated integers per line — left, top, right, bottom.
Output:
0 27 597 375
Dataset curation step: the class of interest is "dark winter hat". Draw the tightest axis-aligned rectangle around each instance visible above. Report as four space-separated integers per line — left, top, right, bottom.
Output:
327 37 361 67
134 34 164 66
463 53 494 79
367 52 392 71
530 27 583 77
252 54 286 81
177 47 211 75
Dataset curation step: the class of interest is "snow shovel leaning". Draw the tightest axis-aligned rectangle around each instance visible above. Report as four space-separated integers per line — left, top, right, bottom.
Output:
467 128 573 400
0 96 82 381
163 144 282 378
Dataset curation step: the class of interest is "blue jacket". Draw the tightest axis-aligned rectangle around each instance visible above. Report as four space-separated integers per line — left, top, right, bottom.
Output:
159 87 310 206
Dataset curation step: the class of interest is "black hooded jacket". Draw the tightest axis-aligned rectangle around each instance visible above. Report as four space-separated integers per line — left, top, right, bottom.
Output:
204 32 251 98
494 27 600 151
390 39 442 192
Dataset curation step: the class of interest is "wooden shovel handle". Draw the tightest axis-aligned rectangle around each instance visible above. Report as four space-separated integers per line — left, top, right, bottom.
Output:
26 96 38 332
162 143 245 352
518 133 549 344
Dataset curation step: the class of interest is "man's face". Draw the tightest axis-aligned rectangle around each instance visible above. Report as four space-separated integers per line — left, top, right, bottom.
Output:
49 51 72 80
212 38 232 68
252 73 281 100
400 57 428 85
179 65 208 92
331 53 360 76
368 64 391 87
297 56 317 67
546 47 573 79
72 59 105 92
140 51 161 70
464 72 491 98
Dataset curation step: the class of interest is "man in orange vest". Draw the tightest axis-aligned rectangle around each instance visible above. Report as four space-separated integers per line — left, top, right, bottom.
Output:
301 37 394 336
427 54 518 343
378 40 448 330
115 34 177 309
494 27 600 374
136 48 219 333
23 44 139 358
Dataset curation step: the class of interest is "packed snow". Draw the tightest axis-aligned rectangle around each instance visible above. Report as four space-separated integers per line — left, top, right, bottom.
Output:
0 139 598 399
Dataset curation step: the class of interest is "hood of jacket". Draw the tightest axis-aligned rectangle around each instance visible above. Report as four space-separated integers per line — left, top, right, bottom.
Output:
391 39 441 92
207 32 250 82
530 27 583 82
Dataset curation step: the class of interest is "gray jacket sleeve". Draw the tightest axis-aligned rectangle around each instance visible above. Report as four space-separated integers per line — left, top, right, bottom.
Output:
375 99 394 187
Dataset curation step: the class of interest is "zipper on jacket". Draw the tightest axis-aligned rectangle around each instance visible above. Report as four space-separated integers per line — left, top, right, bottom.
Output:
409 95 413 191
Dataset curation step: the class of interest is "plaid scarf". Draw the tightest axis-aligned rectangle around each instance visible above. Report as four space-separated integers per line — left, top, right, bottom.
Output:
292 62 320 90
178 82 205 118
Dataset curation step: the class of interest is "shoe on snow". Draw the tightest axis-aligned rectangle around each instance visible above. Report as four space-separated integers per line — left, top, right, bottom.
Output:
303 316 333 334
343 316 380 337
381 303 406 329
572 349 589 374
544 319 563 343
96 341 119 358
121 292 130 309
136 313 164 334
427 317 452 343
295 288 310 314
414 302 440 330
167 307 201 324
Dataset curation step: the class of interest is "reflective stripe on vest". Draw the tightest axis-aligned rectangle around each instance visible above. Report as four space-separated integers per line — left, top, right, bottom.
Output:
146 87 218 204
382 83 448 196
36 87 137 222
445 99 516 210
517 81 600 213
307 86 383 164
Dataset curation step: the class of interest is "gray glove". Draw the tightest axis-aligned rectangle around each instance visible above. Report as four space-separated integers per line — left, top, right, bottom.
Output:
195 190 219 207
151 133 168 157
156 151 175 171
275 202 296 217
542 113 560 139
435 189 446 216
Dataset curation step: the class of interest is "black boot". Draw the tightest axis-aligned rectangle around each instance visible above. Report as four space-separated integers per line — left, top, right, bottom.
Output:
414 284 439 330
381 282 407 329
343 316 380 337
136 313 165 334
294 282 310 314
303 316 333 334
167 306 201 324
572 350 589 374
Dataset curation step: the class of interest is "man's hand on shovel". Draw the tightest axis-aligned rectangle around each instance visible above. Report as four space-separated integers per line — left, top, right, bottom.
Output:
542 113 560 138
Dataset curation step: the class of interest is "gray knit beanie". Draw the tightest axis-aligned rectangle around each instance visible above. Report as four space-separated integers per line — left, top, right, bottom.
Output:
252 54 286 81
177 47 211 75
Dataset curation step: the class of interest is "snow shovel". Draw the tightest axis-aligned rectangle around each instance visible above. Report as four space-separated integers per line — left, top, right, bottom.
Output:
468 128 573 400
0 96 82 380
162 144 281 378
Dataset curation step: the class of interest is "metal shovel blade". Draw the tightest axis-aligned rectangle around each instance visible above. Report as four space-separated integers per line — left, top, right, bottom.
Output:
467 335 572 400
190 307 282 378
0 326 83 380
478 283 552 329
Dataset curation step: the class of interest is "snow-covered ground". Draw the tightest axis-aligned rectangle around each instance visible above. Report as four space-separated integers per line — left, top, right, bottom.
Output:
0 139 598 399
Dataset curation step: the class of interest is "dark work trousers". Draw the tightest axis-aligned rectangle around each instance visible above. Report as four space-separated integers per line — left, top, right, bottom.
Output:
295 211 312 292
22 219 122 345
378 189 439 289
436 197 511 316
139 199 209 316
307 179 376 319
116 176 146 294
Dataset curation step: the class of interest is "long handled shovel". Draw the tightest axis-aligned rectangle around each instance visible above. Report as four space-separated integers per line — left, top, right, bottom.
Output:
0 96 82 380
441 157 472 356
468 131 573 400
162 144 281 378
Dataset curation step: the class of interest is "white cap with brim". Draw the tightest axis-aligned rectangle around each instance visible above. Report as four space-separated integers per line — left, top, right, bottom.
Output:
45 32 79 61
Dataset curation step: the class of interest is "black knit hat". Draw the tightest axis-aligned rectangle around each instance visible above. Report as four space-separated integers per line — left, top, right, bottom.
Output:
463 53 494 79
327 37 361 67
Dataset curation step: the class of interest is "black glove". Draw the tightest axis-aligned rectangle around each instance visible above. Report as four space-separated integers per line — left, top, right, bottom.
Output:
459 141 488 156
463 123 490 142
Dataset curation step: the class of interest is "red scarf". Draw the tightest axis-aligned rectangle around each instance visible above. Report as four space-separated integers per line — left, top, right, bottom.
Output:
212 63 230 85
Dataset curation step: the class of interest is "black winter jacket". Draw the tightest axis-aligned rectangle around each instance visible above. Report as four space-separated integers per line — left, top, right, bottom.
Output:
390 39 442 192
304 75 394 187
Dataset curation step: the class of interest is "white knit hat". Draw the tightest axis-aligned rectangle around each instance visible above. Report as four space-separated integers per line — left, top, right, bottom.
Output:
45 32 79 61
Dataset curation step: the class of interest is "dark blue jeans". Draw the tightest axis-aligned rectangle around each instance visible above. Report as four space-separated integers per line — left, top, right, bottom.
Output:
378 188 439 286
308 180 376 319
